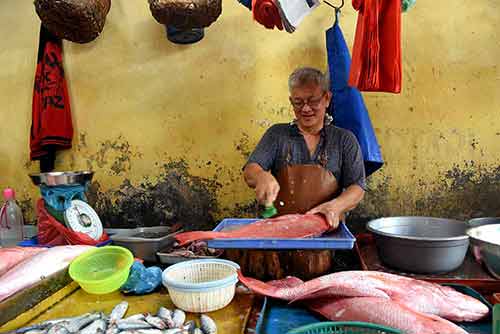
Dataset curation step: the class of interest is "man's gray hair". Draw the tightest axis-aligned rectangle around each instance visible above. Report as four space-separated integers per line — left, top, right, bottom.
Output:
288 67 330 93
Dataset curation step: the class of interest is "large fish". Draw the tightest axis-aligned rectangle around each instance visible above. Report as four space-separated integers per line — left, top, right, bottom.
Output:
0 245 93 302
267 277 468 334
238 270 489 322
175 214 330 246
0 247 47 277
309 297 468 334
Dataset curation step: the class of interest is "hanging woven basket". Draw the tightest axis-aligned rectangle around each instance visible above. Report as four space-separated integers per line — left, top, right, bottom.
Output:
148 0 222 30
34 0 111 44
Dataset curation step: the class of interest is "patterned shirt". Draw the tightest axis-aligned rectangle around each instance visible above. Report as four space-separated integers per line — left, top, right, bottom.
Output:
245 122 367 190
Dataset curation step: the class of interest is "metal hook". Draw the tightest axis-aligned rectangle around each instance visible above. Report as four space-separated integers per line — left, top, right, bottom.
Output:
324 0 344 11
324 0 343 25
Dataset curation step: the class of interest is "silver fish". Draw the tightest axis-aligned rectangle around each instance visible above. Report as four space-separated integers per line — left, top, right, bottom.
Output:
119 330 163 334
157 307 172 319
105 324 119 334
80 319 107 334
162 329 186 334
193 329 204 334
62 313 101 332
45 313 92 326
200 315 217 334
116 319 153 330
123 314 146 322
46 325 69 334
171 310 185 328
145 315 167 329
157 307 174 328
14 314 92 334
23 331 47 334
183 320 196 333
109 301 129 323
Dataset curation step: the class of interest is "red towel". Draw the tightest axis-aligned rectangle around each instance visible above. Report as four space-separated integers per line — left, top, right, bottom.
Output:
30 24 73 165
252 0 284 30
348 0 401 93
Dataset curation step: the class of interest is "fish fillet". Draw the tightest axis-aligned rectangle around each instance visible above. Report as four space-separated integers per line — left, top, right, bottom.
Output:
0 247 47 276
175 214 330 246
0 245 93 302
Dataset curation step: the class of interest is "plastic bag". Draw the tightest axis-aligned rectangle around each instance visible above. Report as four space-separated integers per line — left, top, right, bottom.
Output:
120 261 162 295
36 199 109 246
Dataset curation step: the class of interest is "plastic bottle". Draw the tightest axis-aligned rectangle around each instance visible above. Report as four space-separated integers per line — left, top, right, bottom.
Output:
0 188 25 247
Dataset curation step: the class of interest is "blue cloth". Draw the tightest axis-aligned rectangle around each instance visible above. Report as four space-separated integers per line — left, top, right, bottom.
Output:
40 183 88 211
326 18 384 177
120 261 162 295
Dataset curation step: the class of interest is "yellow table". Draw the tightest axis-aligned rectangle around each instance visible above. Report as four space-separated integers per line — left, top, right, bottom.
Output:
0 282 254 333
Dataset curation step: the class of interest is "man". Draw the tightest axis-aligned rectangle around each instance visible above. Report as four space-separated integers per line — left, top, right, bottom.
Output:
243 67 366 229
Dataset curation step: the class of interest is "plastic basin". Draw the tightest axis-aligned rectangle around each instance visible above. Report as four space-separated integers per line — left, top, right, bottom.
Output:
69 246 134 294
162 259 240 313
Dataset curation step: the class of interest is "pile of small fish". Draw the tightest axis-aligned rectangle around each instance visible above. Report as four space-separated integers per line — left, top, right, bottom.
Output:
9 301 217 334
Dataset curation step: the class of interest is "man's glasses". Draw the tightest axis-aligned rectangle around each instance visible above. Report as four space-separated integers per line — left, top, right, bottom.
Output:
289 92 326 110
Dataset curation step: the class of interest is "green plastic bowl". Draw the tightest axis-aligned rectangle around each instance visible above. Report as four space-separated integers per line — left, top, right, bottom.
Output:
287 321 403 334
69 246 134 294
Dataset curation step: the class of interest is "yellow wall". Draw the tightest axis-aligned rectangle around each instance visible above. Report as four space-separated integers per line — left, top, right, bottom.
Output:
1 0 499 227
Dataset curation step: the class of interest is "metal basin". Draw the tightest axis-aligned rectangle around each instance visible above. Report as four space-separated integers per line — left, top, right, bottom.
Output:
466 224 500 279
467 217 500 228
29 171 94 186
110 226 182 262
367 216 469 274
466 217 500 263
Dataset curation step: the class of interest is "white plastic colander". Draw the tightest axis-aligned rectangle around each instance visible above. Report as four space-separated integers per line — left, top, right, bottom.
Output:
162 259 240 313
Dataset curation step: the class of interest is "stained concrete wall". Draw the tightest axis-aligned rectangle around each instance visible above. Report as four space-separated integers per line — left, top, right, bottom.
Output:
0 0 499 229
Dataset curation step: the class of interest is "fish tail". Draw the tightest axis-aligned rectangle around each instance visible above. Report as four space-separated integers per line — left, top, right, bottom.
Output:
174 231 226 246
237 272 283 299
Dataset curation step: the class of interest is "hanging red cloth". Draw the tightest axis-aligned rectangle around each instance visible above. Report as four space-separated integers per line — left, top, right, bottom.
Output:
348 0 401 93
30 24 73 168
252 0 284 30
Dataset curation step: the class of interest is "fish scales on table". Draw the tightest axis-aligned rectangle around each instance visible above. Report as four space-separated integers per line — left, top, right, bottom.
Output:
174 214 330 246
0 245 94 302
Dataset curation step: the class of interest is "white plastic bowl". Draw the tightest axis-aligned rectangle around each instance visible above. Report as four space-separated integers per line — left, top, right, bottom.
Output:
162 259 240 313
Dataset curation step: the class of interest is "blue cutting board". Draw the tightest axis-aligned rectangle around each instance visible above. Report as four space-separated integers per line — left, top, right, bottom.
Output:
206 219 355 250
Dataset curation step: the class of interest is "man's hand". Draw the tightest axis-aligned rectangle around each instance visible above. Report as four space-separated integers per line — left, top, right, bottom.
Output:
255 171 280 207
307 201 342 230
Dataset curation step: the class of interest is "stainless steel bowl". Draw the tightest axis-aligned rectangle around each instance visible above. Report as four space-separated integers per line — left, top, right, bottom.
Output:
110 226 183 262
466 217 500 263
29 171 94 186
367 216 469 274
467 217 500 228
466 224 500 279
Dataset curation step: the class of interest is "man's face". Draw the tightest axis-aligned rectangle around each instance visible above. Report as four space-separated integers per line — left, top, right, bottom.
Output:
289 83 331 131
